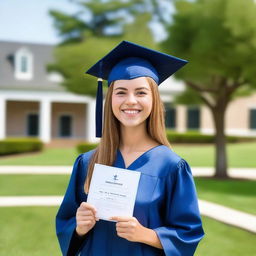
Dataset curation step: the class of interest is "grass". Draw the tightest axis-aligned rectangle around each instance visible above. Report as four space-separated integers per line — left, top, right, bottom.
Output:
173 142 256 168
0 175 255 215
0 207 255 256
194 177 256 215
0 175 70 196
196 216 256 256
0 142 255 167
0 148 78 166
0 207 59 256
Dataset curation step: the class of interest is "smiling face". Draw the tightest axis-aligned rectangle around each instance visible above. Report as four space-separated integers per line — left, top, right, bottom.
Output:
111 77 153 129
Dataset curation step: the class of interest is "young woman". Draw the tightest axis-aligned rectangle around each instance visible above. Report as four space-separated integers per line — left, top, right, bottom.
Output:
56 41 204 256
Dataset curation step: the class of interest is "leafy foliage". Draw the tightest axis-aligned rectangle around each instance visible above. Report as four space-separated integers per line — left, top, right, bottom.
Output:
49 0 146 42
163 0 256 93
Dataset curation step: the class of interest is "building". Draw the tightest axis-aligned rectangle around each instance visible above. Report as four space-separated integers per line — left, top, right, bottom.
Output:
161 84 256 137
0 40 255 145
0 41 96 143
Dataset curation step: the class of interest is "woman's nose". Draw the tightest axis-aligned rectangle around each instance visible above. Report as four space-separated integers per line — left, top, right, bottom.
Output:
125 93 137 104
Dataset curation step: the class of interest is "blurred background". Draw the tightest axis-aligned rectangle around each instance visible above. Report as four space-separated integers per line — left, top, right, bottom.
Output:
0 0 255 255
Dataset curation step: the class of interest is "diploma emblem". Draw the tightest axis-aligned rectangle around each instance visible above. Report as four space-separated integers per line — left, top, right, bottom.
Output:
113 174 118 181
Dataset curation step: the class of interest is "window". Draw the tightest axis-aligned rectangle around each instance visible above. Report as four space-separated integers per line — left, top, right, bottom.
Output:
187 107 200 130
14 48 33 80
27 114 39 136
165 104 176 129
21 56 28 73
249 109 256 129
59 115 73 137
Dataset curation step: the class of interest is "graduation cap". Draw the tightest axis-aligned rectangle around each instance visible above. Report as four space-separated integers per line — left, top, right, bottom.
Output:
85 40 188 138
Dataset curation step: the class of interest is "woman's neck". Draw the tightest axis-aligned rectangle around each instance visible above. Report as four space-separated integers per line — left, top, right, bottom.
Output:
119 124 158 153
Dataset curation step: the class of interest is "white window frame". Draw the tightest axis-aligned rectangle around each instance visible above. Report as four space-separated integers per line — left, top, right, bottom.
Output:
14 47 33 80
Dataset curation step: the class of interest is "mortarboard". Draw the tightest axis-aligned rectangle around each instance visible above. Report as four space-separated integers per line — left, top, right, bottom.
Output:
85 40 188 138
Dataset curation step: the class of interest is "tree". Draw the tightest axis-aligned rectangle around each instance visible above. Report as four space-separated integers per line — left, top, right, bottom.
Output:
48 0 157 96
49 0 145 43
162 0 256 178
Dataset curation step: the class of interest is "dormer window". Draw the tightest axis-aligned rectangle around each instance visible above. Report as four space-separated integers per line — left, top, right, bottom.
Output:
21 56 28 72
14 48 33 80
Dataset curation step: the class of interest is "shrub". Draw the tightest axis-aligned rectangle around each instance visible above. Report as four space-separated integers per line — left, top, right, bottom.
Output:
166 131 256 144
77 142 98 154
0 138 43 156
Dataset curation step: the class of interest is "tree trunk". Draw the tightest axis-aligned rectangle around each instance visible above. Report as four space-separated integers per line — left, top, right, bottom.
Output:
212 104 228 178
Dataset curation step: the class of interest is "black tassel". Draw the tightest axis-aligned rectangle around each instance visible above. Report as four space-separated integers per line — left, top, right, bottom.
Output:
95 78 103 137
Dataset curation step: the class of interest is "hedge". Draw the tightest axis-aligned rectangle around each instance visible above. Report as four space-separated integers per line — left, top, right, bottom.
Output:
0 138 43 156
77 142 98 154
166 131 256 144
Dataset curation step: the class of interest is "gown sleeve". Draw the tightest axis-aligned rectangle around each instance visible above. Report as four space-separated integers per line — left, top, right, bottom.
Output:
153 159 204 256
55 153 91 256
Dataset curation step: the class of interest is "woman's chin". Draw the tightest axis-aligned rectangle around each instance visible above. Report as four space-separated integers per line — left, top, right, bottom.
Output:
120 120 146 129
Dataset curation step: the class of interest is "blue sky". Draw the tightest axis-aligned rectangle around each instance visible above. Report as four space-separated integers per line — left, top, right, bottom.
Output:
0 0 78 44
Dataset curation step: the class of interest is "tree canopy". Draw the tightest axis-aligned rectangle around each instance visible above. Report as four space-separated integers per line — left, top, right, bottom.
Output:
162 0 256 177
48 11 157 96
163 0 256 92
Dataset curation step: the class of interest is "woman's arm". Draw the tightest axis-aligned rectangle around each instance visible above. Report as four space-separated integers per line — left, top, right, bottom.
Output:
138 226 163 249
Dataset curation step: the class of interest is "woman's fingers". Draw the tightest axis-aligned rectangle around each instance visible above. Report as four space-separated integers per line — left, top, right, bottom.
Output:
77 210 94 216
76 202 100 223
80 202 97 215
77 220 96 226
75 203 99 236
77 215 95 221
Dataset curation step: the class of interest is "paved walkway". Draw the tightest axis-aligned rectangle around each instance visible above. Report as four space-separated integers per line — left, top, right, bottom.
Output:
0 166 255 180
198 200 256 233
0 196 255 233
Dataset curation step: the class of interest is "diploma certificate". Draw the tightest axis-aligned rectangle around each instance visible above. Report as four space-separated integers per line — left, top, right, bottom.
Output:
87 163 141 221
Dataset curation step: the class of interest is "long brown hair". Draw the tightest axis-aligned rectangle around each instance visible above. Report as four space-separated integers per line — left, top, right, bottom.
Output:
84 77 171 193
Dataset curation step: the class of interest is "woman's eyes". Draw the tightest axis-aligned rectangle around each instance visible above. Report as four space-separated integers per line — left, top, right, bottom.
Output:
115 91 147 95
116 91 126 95
137 91 147 95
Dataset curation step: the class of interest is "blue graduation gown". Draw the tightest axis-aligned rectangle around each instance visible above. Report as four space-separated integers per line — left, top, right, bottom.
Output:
56 145 204 256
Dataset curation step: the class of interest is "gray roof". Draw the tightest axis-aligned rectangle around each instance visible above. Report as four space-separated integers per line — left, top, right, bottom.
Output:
0 40 65 92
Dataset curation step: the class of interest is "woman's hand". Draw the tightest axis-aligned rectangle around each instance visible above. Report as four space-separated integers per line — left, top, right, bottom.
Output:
109 216 146 242
110 216 163 249
76 202 99 236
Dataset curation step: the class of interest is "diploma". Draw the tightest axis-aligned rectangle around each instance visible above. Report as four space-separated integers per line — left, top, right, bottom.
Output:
87 163 141 221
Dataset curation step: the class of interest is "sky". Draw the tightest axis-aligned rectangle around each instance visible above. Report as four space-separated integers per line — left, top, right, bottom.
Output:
0 0 78 44
0 0 173 45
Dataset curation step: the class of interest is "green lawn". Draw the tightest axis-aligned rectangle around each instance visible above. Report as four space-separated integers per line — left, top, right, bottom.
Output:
0 148 78 166
194 177 256 215
0 175 255 215
0 142 255 167
0 207 255 256
196 216 256 256
0 175 69 196
0 207 59 256
173 142 256 168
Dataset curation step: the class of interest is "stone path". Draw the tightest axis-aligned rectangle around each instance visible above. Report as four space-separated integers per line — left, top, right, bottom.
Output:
0 195 255 233
0 196 63 207
198 199 256 233
0 166 255 180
